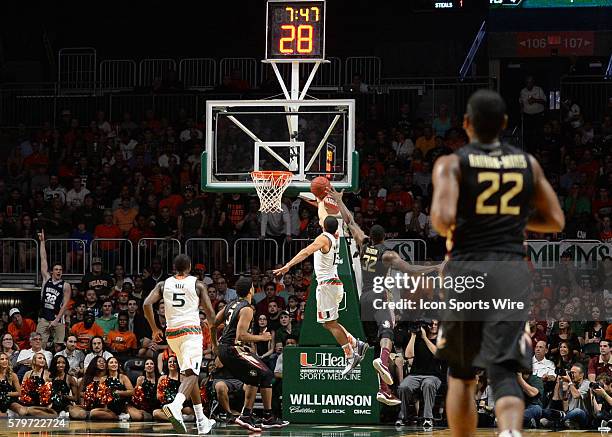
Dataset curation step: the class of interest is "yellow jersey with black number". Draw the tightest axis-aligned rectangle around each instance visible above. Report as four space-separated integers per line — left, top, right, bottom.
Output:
450 142 534 256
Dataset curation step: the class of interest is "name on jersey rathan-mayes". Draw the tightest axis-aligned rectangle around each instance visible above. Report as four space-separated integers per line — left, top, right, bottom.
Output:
468 154 527 169
364 246 378 256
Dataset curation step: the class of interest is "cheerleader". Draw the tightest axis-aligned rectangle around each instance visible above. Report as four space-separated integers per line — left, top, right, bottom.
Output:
18 352 56 416
68 355 107 420
130 358 160 421
46 355 78 415
152 355 194 421
89 357 134 421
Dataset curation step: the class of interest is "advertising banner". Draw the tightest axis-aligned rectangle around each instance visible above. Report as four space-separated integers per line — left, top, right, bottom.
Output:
282 346 380 423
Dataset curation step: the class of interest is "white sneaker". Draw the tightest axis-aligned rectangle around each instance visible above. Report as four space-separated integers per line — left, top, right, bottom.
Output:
163 401 187 433
118 412 130 422
341 352 361 377
197 418 215 435
58 411 69 419
7 409 16 418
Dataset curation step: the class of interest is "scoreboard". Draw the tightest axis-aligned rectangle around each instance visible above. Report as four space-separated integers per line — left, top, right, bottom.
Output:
266 0 326 60
411 0 467 10
489 0 612 7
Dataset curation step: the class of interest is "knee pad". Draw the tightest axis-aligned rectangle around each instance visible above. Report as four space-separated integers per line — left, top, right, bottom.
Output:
260 367 274 388
488 363 523 400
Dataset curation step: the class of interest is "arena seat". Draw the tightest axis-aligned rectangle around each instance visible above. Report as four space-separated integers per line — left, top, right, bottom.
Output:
124 358 145 385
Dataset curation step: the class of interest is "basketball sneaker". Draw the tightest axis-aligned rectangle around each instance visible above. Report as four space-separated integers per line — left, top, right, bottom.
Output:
196 418 216 435
341 352 361 377
373 357 393 385
163 401 187 433
357 339 370 359
261 416 290 429
235 414 262 432
376 389 401 406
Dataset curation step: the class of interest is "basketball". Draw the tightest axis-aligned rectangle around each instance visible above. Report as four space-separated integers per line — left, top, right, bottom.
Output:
310 176 331 199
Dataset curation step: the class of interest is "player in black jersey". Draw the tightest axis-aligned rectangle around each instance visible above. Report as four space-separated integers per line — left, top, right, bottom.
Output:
327 188 445 407
431 90 564 437
213 277 289 432
36 230 72 352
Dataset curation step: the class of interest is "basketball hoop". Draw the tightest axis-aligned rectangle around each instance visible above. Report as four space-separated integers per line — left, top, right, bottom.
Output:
250 171 293 213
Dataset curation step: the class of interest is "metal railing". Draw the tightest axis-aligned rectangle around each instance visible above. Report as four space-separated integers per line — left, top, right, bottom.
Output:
219 57 258 89
282 238 313 263
90 239 134 275
179 58 217 90
185 238 229 272
0 238 39 278
45 238 87 277
100 59 137 92
345 56 382 86
137 238 181 275
233 238 279 274
138 59 177 87
560 75 612 123
58 47 97 94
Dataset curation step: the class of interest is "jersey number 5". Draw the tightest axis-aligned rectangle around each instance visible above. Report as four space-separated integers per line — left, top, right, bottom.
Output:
172 292 186 307
476 172 523 215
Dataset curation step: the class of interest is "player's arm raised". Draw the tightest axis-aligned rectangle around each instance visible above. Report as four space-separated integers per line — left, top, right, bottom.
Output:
197 280 217 348
526 155 565 233
38 229 50 283
143 281 164 342
382 250 445 275
326 186 367 247
273 235 328 277
430 154 461 237
236 306 271 343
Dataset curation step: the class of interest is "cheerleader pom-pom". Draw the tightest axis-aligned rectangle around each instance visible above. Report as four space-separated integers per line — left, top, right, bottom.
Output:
157 377 170 405
83 382 98 409
19 378 36 405
132 385 145 409
97 382 114 406
39 381 52 406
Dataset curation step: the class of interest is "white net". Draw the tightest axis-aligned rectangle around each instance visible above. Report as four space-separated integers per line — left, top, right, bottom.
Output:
250 171 293 214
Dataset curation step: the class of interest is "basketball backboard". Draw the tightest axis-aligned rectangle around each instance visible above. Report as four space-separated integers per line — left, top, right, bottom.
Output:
201 99 357 194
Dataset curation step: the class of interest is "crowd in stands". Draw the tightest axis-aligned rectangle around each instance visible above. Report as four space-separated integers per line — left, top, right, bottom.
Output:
0 77 611 428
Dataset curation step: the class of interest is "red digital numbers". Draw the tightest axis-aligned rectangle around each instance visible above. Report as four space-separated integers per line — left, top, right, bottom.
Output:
279 24 314 54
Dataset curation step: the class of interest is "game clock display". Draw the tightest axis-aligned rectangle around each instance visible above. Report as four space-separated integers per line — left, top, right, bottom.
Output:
266 0 326 60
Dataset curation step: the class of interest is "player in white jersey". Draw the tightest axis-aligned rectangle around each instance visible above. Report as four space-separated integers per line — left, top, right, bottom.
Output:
274 198 368 376
144 254 216 435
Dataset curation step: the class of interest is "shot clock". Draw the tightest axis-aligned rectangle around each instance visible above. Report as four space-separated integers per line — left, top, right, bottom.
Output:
266 0 326 60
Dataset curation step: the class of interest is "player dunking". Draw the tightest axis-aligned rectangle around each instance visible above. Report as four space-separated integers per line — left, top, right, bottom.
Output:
143 254 216 435
430 89 564 437
326 187 445 405
214 277 289 432
274 198 368 376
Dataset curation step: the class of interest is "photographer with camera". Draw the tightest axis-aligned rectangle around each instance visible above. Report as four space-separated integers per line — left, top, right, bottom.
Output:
540 363 590 429
591 374 612 425
396 320 444 429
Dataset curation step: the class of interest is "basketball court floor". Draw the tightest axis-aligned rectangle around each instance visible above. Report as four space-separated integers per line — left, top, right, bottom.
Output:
0 421 605 437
